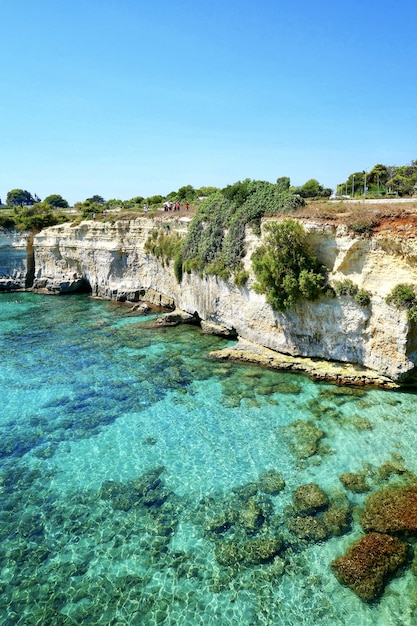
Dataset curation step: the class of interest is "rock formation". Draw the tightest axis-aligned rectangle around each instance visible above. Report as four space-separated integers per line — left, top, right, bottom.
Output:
331 532 410 602
3 213 417 383
0 228 31 289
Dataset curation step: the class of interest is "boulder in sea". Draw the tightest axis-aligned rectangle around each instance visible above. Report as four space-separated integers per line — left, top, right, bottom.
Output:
214 536 282 566
331 532 410 602
281 419 325 459
323 505 352 537
339 472 370 494
257 469 286 495
292 483 329 515
130 302 152 314
361 486 417 535
286 515 329 542
238 496 273 533
131 466 165 498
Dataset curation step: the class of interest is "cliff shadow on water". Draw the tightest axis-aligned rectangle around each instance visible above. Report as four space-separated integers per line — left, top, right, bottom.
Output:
25 233 35 288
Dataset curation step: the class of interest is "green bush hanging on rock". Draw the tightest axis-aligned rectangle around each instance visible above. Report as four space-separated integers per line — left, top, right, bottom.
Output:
386 283 417 322
180 181 304 280
251 219 327 311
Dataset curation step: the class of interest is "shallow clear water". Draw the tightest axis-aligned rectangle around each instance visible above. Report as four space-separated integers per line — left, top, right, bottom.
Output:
1 293 417 625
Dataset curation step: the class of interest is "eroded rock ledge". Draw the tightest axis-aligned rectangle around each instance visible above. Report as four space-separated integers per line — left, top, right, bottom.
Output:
209 339 399 388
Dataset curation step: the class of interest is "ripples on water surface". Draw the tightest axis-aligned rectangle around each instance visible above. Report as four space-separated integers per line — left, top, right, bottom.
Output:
1 293 417 625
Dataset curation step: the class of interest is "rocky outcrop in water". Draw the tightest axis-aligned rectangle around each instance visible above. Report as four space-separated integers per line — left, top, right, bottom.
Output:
361 486 417 534
331 532 410 602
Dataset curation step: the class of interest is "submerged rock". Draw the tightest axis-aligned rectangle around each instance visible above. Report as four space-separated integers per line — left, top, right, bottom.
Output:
281 420 325 459
339 472 370 493
292 483 329 515
232 482 259 500
331 532 410 602
323 505 352 537
257 469 286 495
203 509 237 534
214 536 282 566
376 460 411 482
361 486 417 535
238 496 273 533
286 516 329 542
131 466 165 498
98 466 168 510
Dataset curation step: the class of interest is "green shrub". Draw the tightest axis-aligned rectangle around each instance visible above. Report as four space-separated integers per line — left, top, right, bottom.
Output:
407 306 417 323
234 267 250 287
16 206 69 231
205 257 231 280
324 286 336 298
144 230 183 260
180 181 305 279
355 289 371 306
386 284 416 309
251 219 327 311
173 254 183 284
0 215 17 229
386 284 417 321
347 220 378 235
333 278 358 297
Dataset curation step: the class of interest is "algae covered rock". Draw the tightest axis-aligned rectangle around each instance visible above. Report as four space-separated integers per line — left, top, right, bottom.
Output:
238 496 273 532
331 532 410 602
376 460 413 482
130 466 165 497
323 505 352 537
286 516 329 542
361 486 417 535
203 509 237 534
257 469 286 495
339 472 370 494
292 483 329 515
232 482 259 499
98 466 168 510
281 419 325 459
214 536 282 566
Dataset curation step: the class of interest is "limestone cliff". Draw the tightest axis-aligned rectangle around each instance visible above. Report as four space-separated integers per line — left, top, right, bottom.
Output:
0 228 32 290
30 215 417 383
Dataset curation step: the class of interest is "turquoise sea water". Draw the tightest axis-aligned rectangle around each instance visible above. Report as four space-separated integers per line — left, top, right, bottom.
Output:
1 293 417 625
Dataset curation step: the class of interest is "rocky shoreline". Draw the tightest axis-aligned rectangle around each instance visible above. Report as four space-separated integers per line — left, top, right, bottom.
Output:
209 339 399 389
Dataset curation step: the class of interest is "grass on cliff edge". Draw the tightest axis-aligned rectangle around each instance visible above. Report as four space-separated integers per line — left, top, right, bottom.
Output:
108 198 417 235
4 198 416 237
288 198 417 238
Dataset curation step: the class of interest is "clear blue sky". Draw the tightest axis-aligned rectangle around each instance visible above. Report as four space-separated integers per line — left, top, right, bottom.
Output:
1 0 416 205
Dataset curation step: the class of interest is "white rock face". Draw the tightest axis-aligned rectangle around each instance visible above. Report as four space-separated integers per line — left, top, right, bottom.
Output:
0 228 31 288
32 217 417 381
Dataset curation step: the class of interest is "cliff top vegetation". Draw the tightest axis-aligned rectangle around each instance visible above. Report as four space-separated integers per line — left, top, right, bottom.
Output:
1 158 417 235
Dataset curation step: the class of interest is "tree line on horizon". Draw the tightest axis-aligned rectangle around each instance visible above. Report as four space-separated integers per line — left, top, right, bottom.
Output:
1 159 416 230
337 160 417 198
0 177 332 216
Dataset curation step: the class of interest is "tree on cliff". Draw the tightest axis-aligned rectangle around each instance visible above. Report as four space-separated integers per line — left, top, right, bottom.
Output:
14 202 70 230
6 189 36 207
43 194 69 208
180 179 305 280
295 179 332 199
86 195 105 205
251 219 327 311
